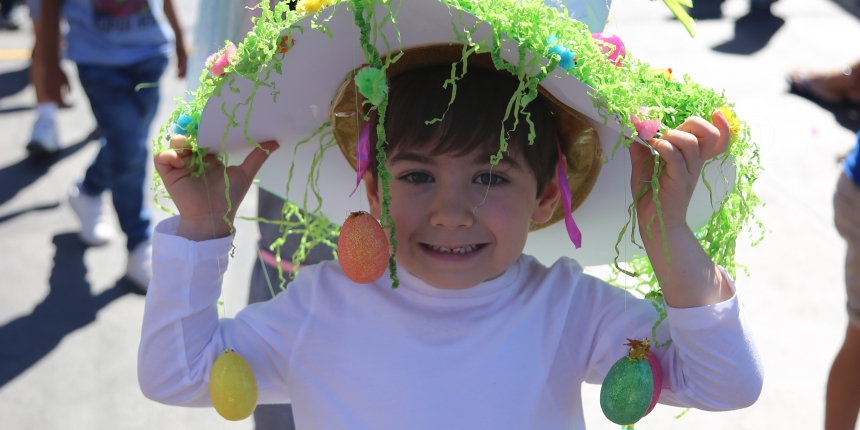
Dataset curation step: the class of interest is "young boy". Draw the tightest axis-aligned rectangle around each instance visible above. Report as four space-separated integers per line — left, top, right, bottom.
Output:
139 52 762 428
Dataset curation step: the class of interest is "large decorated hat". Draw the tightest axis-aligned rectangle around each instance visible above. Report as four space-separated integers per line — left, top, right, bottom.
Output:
157 0 761 285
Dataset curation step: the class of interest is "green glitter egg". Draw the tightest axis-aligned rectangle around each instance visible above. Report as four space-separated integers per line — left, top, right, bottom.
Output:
599 356 654 425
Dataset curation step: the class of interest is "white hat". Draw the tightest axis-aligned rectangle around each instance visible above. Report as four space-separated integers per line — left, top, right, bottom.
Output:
178 0 742 268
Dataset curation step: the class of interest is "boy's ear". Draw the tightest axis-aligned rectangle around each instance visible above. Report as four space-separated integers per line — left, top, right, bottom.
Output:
531 162 562 224
363 171 383 219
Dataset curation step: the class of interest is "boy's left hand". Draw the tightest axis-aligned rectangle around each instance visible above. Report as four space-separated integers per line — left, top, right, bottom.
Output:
629 110 731 234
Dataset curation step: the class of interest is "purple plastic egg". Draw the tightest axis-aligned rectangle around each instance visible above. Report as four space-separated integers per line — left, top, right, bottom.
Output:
591 32 626 66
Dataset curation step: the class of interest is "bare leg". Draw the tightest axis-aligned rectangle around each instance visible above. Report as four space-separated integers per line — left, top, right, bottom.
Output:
825 324 860 430
30 20 48 103
27 18 71 155
788 61 860 104
30 19 68 106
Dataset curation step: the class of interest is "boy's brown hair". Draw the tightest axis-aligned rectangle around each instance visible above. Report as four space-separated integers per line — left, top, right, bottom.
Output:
369 65 560 197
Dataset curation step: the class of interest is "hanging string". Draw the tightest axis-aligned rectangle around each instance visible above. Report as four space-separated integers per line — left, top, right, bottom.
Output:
201 165 228 317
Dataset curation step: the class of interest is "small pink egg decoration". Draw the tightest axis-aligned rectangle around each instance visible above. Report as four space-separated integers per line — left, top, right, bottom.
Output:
591 32 626 67
208 45 238 77
630 113 661 141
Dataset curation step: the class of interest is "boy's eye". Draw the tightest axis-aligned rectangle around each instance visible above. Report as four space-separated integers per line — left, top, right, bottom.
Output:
401 171 434 184
475 172 507 186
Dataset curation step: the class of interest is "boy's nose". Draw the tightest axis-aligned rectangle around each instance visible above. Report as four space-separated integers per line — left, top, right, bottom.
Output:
428 187 475 230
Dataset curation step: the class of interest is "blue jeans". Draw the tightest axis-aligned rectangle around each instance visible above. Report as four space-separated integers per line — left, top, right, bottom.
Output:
77 55 168 251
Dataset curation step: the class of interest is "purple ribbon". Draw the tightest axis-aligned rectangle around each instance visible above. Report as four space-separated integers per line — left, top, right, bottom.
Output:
350 121 372 197
557 139 582 249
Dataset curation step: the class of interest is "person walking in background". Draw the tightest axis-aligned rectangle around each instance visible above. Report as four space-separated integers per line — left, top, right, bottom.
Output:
827 136 860 430
38 0 187 291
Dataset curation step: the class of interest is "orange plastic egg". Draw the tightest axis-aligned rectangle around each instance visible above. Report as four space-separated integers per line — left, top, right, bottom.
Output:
339 211 389 283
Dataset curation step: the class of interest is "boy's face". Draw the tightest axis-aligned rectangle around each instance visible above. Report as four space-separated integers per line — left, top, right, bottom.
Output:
364 147 560 290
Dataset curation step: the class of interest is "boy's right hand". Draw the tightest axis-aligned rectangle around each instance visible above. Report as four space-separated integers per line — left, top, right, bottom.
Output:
154 137 279 241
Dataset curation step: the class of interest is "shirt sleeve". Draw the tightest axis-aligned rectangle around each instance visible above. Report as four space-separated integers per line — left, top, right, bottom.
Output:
574 263 763 411
137 216 315 406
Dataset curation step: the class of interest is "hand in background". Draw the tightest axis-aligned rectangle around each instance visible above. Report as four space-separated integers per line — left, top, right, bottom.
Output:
153 138 279 241
162 0 187 78
175 44 188 78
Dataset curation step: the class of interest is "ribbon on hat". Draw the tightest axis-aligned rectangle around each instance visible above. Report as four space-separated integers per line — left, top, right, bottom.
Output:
350 121 372 197
557 137 582 249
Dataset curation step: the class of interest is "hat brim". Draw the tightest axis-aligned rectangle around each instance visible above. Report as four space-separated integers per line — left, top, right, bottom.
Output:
197 0 736 267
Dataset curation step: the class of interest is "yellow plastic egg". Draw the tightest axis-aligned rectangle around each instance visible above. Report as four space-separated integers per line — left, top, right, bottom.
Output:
210 349 258 421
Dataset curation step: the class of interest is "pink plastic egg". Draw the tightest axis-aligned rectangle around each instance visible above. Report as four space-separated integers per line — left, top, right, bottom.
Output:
591 32 626 67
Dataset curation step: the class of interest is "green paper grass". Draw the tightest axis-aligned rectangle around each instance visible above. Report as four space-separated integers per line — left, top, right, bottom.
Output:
355 66 389 106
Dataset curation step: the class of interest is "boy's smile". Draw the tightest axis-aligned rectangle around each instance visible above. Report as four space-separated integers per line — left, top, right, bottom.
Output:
365 149 560 290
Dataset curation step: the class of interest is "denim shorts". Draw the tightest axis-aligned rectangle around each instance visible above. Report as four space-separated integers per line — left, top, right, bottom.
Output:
835 173 860 328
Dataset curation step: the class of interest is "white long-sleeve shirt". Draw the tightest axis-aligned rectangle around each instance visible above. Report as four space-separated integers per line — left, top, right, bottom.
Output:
139 216 763 429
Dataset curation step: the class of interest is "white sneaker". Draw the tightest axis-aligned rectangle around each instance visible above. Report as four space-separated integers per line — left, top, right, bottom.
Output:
26 115 60 157
126 239 152 292
68 183 115 246
0 5 23 30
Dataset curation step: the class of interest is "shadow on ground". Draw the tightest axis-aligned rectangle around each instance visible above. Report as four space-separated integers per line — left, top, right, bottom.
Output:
0 66 30 101
830 0 860 20
674 0 785 55
0 233 141 388
0 129 100 207
711 11 784 55
0 202 60 225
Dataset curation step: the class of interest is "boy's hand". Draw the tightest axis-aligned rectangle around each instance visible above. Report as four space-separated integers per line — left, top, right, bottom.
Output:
154 138 279 241
628 110 733 308
629 110 731 233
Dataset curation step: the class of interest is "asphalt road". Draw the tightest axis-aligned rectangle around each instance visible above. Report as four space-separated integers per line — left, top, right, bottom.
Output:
1 0 860 428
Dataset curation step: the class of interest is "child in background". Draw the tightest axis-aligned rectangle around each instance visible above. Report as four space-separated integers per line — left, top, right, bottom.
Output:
38 0 186 290
827 136 860 430
139 1 763 428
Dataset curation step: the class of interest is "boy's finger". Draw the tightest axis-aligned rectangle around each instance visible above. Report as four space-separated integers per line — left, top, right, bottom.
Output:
238 141 280 179
655 129 701 176
647 137 691 180
170 135 191 150
166 155 186 169
628 138 653 171
708 109 732 159
675 116 724 161
154 150 178 175
628 141 656 195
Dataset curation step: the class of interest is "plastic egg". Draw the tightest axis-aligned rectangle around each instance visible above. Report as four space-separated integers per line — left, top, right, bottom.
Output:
599 339 662 425
339 211 389 283
591 32 626 66
210 349 258 421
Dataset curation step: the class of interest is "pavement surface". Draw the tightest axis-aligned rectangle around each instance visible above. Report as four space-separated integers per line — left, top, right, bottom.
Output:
1 0 860 428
